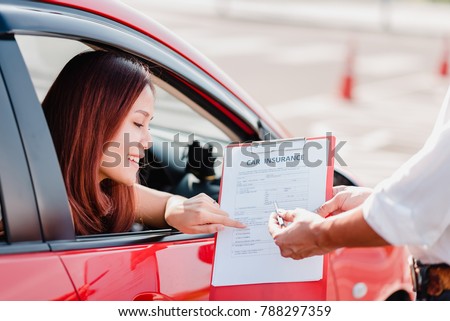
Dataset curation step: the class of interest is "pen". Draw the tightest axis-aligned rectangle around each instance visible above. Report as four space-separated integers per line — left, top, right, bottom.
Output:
273 201 286 227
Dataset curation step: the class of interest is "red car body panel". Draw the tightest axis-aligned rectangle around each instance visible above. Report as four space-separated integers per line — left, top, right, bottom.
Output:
59 239 215 301
329 247 412 300
0 253 76 300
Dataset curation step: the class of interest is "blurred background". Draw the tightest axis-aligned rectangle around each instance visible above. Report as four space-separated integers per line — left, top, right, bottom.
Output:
122 0 450 187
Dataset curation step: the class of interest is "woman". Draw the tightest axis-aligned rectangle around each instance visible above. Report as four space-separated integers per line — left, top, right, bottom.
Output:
42 50 244 235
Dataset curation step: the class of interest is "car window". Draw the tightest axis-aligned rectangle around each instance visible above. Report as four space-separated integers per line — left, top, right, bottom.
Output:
16 35 230 141
15 35 91 102
152 84 229 142
16 34 231 236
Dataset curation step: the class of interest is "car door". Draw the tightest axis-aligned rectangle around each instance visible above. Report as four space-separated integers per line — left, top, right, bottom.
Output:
1 1 266 300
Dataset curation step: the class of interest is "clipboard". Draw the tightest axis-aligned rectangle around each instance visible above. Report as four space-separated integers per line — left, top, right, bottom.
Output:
209 136 335 300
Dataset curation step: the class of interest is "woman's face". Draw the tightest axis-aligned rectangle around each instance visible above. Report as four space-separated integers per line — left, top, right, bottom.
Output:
99 85 154 185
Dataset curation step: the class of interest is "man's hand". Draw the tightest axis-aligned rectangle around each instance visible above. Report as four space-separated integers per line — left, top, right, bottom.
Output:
268 208 335 260
317 185 373 217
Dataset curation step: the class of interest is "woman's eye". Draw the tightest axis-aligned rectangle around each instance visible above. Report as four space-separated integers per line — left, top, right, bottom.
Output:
134 122 144 128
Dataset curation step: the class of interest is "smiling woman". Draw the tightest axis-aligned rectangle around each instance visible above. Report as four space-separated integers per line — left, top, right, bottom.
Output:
41 50 245 235
42 51 148 234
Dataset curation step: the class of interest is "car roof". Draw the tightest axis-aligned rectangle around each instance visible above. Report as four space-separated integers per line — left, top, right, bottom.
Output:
38 0 290 137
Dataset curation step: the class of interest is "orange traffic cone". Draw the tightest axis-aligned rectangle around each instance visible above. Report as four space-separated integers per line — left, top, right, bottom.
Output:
439 38 449 77
340 73 353 100
340 41 355 100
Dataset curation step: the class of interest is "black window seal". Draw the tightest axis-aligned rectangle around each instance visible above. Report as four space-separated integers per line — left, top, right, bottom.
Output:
0 37 75 242
49 230 215 252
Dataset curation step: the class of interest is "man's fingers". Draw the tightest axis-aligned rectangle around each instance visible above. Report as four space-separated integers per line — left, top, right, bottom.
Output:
332 185 347 196
316 197 342 217
277 210 297 222
268 212 283 236
280 247 294 258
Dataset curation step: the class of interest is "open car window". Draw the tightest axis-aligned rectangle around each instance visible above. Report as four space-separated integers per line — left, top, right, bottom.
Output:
16 34 233 235
16 35 231 142
151 84 230 142
16 35 91 102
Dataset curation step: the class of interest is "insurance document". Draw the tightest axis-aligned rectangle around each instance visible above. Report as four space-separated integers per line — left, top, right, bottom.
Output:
211 136 334 287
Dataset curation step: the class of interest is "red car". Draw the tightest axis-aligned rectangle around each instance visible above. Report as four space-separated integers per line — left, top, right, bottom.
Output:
0 0 413 300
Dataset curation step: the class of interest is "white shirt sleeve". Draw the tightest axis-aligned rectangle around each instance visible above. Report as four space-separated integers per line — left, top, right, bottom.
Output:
363 116 450 247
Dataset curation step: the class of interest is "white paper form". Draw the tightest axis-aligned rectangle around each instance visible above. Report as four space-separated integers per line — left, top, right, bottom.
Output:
212 137 330 286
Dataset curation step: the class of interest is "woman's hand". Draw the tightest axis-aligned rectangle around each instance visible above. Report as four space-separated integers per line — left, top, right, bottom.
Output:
165 193 245 234
316 185 373 217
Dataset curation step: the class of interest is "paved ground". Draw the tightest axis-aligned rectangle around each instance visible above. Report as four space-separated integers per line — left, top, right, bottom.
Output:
123 0 450 187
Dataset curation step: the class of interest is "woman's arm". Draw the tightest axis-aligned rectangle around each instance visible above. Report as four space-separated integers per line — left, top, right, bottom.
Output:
134 183 172 228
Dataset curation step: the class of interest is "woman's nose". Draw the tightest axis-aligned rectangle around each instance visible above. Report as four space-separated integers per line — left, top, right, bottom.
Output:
141 130 152 150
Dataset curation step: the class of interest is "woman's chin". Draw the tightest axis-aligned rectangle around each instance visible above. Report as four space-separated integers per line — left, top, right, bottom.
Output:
99 168 138 186
123 177 137 186
111 174 137 186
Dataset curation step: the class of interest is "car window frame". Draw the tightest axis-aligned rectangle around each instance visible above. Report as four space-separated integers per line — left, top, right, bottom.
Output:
0 35 75 243
0 37 51 253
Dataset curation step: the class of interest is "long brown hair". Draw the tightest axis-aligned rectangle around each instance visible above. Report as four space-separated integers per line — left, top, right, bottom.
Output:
42 50 153 235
